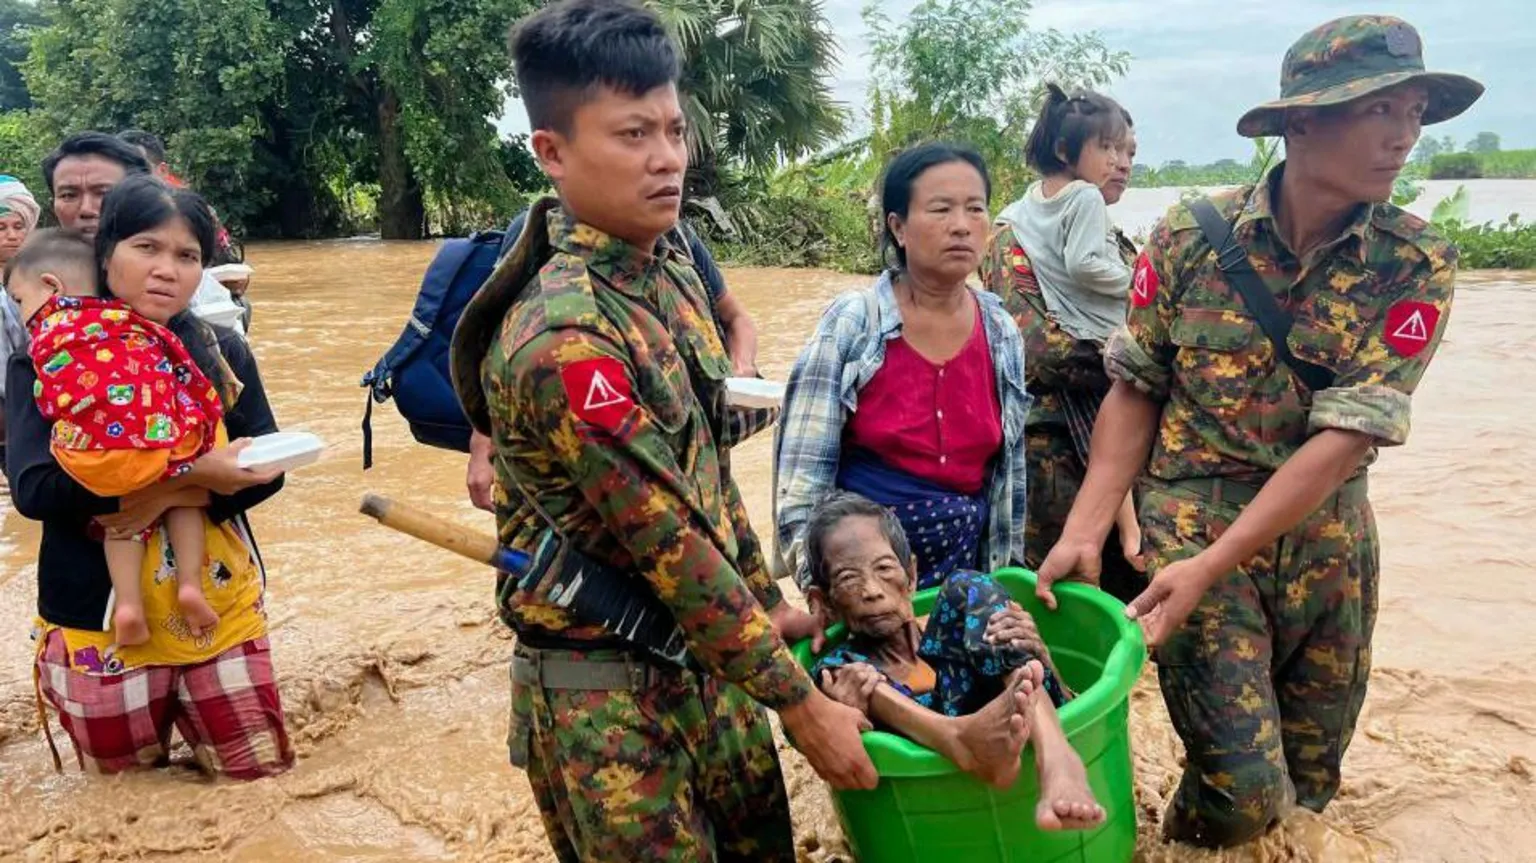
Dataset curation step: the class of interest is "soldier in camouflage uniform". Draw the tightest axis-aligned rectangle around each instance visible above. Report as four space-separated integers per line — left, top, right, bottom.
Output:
1033 16 1483 848
449 3 876 861
980 216 1142 601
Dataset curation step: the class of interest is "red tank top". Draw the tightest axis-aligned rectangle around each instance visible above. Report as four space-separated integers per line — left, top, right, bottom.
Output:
845 305 1003 495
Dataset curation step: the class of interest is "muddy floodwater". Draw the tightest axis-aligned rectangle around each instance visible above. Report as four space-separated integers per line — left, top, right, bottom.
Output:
1 239 1533 862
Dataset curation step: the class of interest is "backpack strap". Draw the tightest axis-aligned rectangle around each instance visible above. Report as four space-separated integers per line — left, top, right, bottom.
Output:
1187 198 1335 393
450 196 561 435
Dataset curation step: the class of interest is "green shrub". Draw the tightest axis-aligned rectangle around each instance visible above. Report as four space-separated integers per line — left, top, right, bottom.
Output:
1441 216 1536 270
1475 149 1536 179
1429 153 1483 180
0 110 53 204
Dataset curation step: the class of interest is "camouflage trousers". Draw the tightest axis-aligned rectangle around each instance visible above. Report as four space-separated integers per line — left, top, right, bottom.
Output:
508 645 794 862
1024 425 1146 604
1141 476 1379 848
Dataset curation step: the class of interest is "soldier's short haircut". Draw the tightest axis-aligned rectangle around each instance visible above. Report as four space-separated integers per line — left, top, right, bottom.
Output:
803 492 914 594
3 228 98 289
1024 83 1134 176
509 0 681 136
40 132 152 195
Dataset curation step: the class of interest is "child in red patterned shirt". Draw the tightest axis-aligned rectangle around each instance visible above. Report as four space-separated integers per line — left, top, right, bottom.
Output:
4 229 223 645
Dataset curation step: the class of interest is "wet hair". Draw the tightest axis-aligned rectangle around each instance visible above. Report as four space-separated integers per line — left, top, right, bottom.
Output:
118 129 168 166
803 492 914 594
95 175 230 398
878 142 991 270
2 228 97 290
1023 83 1134 176
509 0 681 136
40 132 152 195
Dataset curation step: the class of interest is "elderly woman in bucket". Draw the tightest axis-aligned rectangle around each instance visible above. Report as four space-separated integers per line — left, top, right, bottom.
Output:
775 142 1030 596
804 492 1104 830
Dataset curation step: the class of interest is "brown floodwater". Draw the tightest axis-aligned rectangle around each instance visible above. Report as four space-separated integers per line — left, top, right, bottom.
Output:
1 241 1532 862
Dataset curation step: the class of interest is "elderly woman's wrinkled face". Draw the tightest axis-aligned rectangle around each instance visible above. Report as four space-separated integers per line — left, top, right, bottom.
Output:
0 212 28 264
888 160 990 286
104 217 204 325
816 515 919 641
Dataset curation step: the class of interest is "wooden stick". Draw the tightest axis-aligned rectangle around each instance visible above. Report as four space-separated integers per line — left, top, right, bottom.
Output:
359 493 521 569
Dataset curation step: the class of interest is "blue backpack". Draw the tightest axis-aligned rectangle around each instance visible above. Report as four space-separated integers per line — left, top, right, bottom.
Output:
361 216 728 469
360 220 519 468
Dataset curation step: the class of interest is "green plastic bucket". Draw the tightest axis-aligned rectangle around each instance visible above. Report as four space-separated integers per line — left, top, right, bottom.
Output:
790 568 1146 863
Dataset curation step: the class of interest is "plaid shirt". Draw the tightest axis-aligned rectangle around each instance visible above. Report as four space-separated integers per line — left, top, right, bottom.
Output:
773 270 1032 590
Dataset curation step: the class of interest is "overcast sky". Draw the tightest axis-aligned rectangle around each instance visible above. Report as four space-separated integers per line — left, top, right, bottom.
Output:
498 0 1534 167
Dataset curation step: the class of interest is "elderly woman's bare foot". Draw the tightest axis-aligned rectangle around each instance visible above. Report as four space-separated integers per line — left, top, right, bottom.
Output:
1035 743 1105 830
948 661 1046 789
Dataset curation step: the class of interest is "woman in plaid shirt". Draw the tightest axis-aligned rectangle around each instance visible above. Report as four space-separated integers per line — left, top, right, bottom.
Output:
774 142 1031 599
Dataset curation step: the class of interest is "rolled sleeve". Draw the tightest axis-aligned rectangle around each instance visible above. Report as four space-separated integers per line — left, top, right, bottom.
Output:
1308 384 1412 444
1104 324 1172 399
1308 254 1456 447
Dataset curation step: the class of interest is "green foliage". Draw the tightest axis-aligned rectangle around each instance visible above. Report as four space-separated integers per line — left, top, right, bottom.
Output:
1464 131 1500 154
1136 139 1279 188
649 0 846 188
0 0 43 110
706 153 879 272
862 0 1129 203
1430 185 1471 224
24 0 285 233
0 108 50 194
1391 176 1422 207
1472 149 1536 179
1440 216 1536 270
24 0 540 239
372 0 530 234
1429 152 1483 180
1424 185 1536 270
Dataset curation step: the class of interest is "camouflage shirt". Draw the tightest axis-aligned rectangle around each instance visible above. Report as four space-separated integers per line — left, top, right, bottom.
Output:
980 222 1136 429
1106 164 1456 481
483 206 811 710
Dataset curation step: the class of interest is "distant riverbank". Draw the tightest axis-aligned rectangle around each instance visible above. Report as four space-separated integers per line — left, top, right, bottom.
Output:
1111 178 1536 239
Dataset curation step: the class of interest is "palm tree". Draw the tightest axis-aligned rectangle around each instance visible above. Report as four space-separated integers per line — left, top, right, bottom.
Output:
648 0 847 196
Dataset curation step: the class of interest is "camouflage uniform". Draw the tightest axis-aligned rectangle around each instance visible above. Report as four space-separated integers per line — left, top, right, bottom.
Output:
1108 168 1456 845
981 225 1145 602
455 200 810 862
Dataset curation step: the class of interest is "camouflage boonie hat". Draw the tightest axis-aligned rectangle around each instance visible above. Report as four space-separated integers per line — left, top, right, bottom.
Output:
1237 15 1484 138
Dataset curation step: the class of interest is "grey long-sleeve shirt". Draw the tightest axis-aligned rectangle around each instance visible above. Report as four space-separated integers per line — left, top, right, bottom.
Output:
995 179 1132 342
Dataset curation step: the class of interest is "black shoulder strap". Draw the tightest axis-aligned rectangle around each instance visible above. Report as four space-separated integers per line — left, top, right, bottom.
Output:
1187 198 1334 392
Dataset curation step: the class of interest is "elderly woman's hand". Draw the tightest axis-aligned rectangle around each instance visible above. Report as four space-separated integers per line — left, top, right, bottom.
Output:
984 601 1046 657
818 663 882 715
189 439 283 496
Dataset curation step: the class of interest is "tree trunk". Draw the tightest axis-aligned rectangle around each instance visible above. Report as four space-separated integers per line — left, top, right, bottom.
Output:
377 86 424 240
253 111 336 239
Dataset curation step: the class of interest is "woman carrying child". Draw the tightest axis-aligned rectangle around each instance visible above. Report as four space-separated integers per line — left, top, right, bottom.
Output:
982 85 1145 601
4 175 293 779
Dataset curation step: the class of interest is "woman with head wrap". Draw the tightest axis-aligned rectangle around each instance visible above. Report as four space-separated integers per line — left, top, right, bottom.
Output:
1 174 41 468
0 174 40 268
